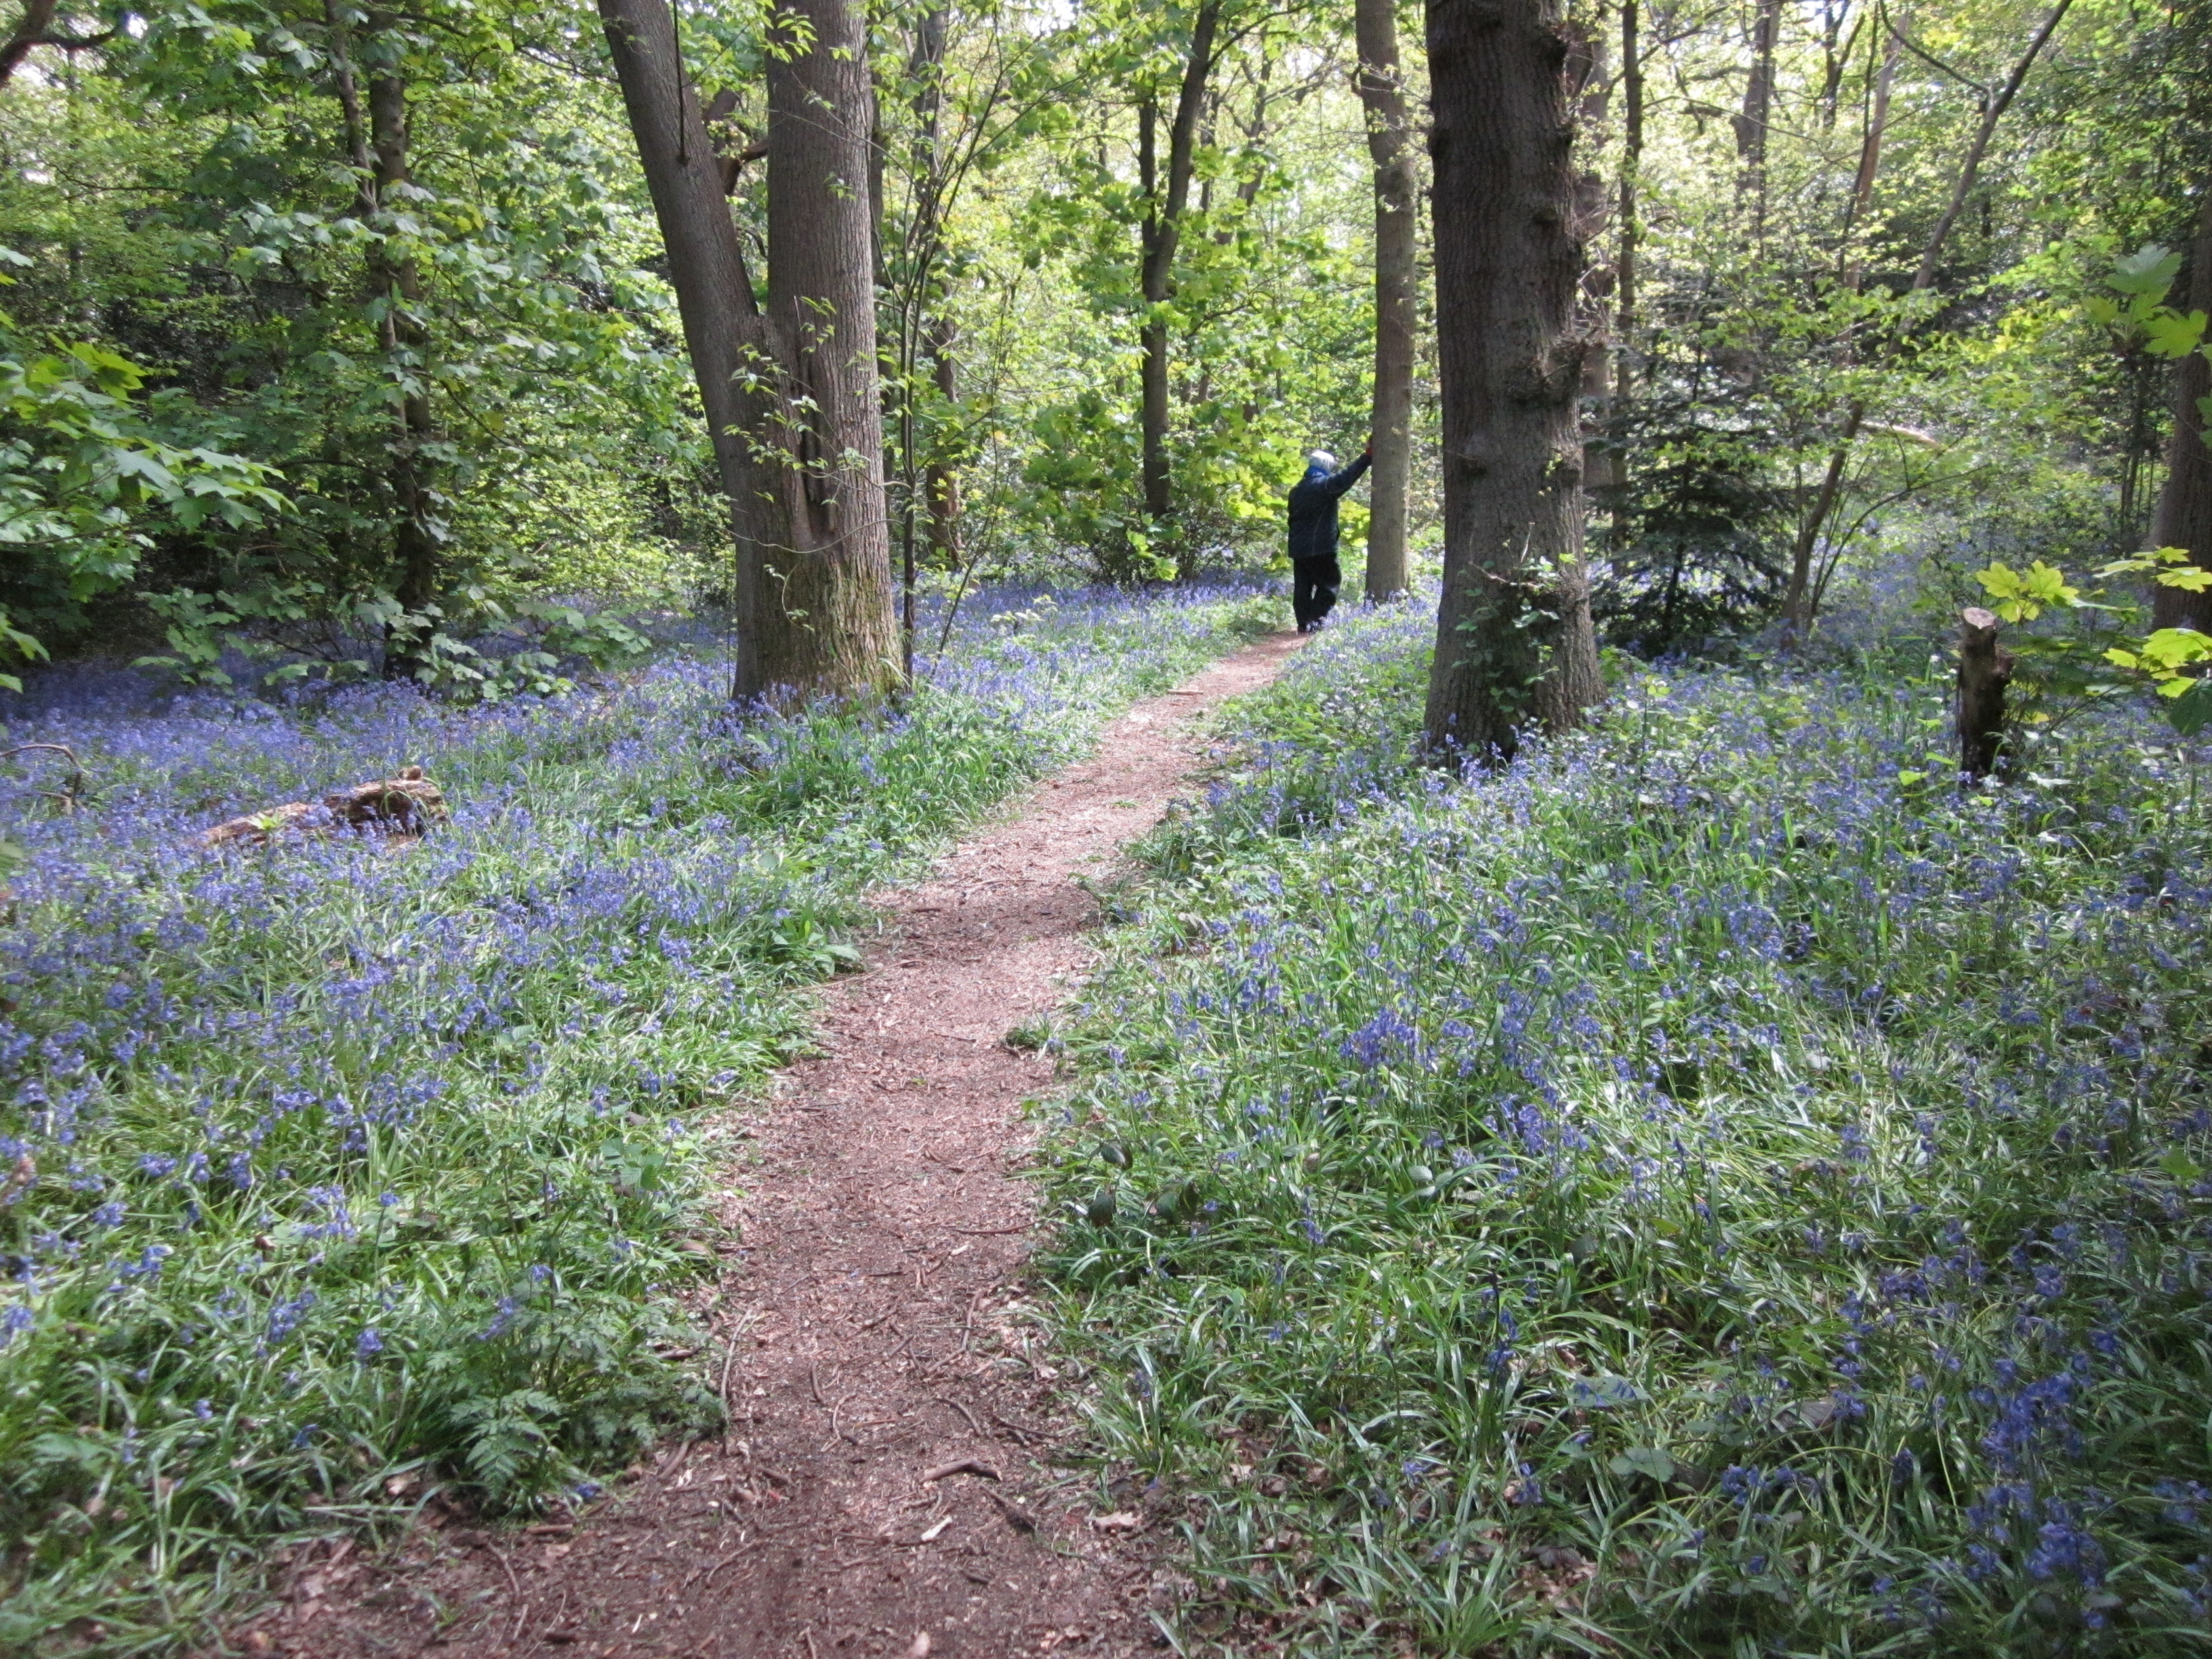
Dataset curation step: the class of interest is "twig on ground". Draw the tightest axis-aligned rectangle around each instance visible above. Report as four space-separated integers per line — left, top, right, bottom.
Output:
689 1540 754 1589
922 1458 1000 1483
961 1283 998 1351
937 1395 987 1437
982 1489 1038 1534
718 1332 742 1410
487 1543 523 1604
990 1409 1044 1446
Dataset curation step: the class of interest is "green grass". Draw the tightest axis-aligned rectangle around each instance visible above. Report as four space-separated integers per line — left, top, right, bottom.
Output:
1037 600 2212 1656
0 586 1279 1654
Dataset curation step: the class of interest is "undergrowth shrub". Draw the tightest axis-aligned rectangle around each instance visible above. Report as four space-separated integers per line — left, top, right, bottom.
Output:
1044 598 2212 1656
0 581 1277 1652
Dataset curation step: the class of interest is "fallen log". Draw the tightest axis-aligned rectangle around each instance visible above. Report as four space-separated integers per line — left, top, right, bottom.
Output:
201 766 448 847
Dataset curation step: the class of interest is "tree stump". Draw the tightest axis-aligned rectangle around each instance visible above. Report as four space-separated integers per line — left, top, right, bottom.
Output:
1955 607 2013 782
201 766 448 846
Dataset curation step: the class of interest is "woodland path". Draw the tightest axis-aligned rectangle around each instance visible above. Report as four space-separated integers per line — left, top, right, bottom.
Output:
293 630 1309 1659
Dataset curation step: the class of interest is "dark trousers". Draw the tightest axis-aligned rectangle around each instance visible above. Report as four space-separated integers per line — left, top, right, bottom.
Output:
1291 556 1340 631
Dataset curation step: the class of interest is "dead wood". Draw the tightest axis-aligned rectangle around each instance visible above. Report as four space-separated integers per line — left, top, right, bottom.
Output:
1955 608 2013 782
201 765 449 846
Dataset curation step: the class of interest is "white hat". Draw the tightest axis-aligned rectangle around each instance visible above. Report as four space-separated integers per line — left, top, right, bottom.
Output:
1306 450 1336 472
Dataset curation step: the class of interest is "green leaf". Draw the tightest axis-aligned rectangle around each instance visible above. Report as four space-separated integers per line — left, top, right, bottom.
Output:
2167 676 2212 737
2109 243 2182 298
2158 1148 2205 1187
1973 560 2078 622
1607 1446 1675 1482
2144 309 2209 361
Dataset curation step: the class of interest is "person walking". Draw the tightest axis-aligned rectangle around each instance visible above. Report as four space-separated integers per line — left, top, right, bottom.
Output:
1286 443 1372 632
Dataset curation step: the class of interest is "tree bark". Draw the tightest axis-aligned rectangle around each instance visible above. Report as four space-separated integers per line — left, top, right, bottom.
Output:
1956 606 2012 781
1572 30 1612 493
924 320 961 571
1136 2 1221 556
327 5 447 679
1603 0 1643 506
600 0 896 699
1355 0 1416 600
759 0 900 692
1818 0 1857 129
2150 180 2212 634
1616 0 1642 408
599 0 781 696
364 25 443 648
1420 0 1604 764
0 0 57 91
1734 0 1780 236
895 7 951 681
1840 14 1893 276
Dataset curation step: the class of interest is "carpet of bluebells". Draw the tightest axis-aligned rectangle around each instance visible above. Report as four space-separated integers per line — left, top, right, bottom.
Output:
1043 600 2212 1657
0 580 1277 1652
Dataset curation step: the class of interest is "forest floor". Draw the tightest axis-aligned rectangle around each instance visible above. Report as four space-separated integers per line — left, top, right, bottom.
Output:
276 630 1309 1659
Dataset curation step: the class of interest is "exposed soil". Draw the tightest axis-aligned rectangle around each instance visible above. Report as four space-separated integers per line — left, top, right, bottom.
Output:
273 631 1306 1659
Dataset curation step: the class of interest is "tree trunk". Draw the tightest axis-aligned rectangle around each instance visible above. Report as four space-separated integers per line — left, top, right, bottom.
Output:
600 0 896 699
365 30 443 644
0 0 58 91
1845 16 1902 252
925 321 961 570
760 0 900 692
1956 606 2013 781
1137 98 1168 530
896 7 951 681
1572 30 1612 493
1734 0 1780 237
1136 2 1221 565
1420 0 1604 764
2151 181 2212 634
1607 0 1642 500
1818 0 1858 129
599 0 781 697
1355 0 1416 601
327 5 447 679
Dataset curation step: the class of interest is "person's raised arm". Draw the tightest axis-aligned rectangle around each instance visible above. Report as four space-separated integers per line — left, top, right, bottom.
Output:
1320 447 1374 500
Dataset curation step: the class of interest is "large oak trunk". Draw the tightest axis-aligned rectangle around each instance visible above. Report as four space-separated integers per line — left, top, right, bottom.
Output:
1355 0 1416 601
599 0 896 701
1420 0 1603 763
2151 183 2212 635
759 0 900 693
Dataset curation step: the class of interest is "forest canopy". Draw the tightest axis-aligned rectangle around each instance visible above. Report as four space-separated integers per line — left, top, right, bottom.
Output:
0 0 2201 688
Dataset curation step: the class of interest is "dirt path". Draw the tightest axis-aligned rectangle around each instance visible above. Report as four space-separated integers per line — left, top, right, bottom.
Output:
292 631 1305 1659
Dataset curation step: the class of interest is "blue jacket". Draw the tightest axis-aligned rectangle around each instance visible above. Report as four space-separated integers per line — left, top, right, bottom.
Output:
1286 451 1371 562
